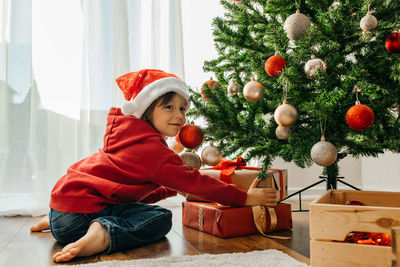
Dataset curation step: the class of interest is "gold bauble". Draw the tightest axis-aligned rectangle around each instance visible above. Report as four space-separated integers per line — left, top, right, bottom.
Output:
172 140 184 153
180 152 202 170
227 79 240 95
360 11 378 32
310 135 337 167
243 77 264 102
274 100 298 127
275 126 291 140
283 10 311 41
201 142 222 166
304 55 327 78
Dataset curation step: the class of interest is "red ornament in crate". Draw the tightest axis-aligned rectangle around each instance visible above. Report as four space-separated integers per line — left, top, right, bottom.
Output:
344 232 391 246
201 78 220 102
346 104 374 130
385 32 400 53
178 122 203 149
265 54 286 77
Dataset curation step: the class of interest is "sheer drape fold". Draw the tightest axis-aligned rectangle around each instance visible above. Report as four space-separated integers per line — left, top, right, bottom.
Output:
0 0 185 216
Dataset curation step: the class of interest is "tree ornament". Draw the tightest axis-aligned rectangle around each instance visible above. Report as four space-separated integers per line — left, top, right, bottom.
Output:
178 122 204 149
274 100 298 127
265 54 286 77
283 10 311 41
201 142 222 166
243 77 264 102
172 139 184 153
227 79 239 95
180 151 202 170
311 135 338 167
385 32 400 53
346 103 374 131
360 10 378 32
201 78 220 102
304 55 327 78
275 126 291 140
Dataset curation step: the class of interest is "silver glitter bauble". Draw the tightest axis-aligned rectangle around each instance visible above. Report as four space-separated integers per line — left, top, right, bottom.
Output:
243 77 264 102
304 55 327 78
274 100 298 127
201 142 222 166
227 80 240 95
275 126 291 140
310 135 338 167
360 11 378 32
284 10 311 41
180 152 202 170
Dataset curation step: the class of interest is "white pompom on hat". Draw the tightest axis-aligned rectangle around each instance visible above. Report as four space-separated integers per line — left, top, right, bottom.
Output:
115 69 190 117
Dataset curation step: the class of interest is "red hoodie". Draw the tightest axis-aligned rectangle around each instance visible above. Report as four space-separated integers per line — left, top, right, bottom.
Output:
50 108 247 213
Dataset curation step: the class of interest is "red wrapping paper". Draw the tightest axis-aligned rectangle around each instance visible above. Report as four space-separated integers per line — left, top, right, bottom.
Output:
182 201 292 238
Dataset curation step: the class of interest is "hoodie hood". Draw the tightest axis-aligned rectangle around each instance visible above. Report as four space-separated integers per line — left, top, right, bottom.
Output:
103 108 164 152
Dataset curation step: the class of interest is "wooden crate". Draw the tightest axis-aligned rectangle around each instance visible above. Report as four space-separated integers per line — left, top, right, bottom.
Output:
310 190 400 267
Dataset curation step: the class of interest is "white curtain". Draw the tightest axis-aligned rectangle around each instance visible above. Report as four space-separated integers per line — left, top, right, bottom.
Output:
0 0 190 216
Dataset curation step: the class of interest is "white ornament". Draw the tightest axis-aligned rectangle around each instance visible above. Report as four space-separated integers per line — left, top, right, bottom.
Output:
360 11 378 32
284 10 311 41
275 126 291 140
227 80 240 95
304 55 327 78
310 135 337 167
201 142 222 166
274 100 298 127
243 77 264 102
180 152 202 170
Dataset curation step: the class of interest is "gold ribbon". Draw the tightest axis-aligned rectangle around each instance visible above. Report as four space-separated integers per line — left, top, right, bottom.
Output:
199 204 204 231
252 205 291 240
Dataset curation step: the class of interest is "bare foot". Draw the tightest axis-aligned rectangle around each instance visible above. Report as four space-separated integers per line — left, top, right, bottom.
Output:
30 215 50 232
52 221 110 263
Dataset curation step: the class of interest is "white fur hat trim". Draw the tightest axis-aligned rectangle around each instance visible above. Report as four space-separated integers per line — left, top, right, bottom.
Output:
121 77 190 118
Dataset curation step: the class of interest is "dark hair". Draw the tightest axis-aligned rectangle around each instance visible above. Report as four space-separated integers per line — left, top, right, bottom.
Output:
141 91 177 125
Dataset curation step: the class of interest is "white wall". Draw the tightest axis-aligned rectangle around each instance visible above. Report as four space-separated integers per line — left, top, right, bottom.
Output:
361 152 400 192
270 157 362 199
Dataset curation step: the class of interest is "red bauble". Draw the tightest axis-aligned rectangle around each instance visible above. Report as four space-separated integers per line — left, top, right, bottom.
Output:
201 78 220 102
346 104 374 131
345 200 364 206
265 55 286 77
178 123 204 149
385 32 400 53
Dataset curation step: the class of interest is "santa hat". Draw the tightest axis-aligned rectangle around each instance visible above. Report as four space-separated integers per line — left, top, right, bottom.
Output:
115 69 190 117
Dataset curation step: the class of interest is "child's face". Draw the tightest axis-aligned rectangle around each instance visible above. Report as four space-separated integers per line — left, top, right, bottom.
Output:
150 94 187 137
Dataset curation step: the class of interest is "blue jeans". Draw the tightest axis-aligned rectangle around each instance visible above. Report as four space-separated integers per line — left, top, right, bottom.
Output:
49 202 172 254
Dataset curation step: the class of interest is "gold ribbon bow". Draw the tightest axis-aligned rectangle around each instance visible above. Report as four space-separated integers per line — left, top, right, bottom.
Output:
252 205 291 240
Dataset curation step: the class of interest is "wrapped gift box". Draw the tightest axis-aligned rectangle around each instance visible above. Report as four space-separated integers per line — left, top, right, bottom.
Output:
186 167 288 202
182 201 292 238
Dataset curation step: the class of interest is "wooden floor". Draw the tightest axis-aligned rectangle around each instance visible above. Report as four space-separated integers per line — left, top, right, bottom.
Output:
0 199 311 266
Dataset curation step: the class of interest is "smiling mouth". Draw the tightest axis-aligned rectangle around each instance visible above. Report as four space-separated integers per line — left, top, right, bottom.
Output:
169 123 181 127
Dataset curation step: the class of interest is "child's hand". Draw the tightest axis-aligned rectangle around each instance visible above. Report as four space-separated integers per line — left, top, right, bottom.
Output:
244 178 278 207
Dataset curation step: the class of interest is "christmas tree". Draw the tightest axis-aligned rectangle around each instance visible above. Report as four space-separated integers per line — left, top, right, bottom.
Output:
187 0 400 187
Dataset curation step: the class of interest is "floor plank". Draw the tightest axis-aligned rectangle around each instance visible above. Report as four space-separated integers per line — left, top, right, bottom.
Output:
0 216 30 253
0 200 311 266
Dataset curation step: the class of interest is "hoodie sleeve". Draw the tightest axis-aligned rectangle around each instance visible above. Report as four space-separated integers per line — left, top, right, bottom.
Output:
139 186 177 204
152 153 247 206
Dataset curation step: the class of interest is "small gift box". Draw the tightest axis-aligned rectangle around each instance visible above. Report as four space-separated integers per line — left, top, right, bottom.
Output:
186 157 288 201
182 201 292 238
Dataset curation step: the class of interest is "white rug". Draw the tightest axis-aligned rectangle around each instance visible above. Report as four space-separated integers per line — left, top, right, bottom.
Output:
72 249 309 267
